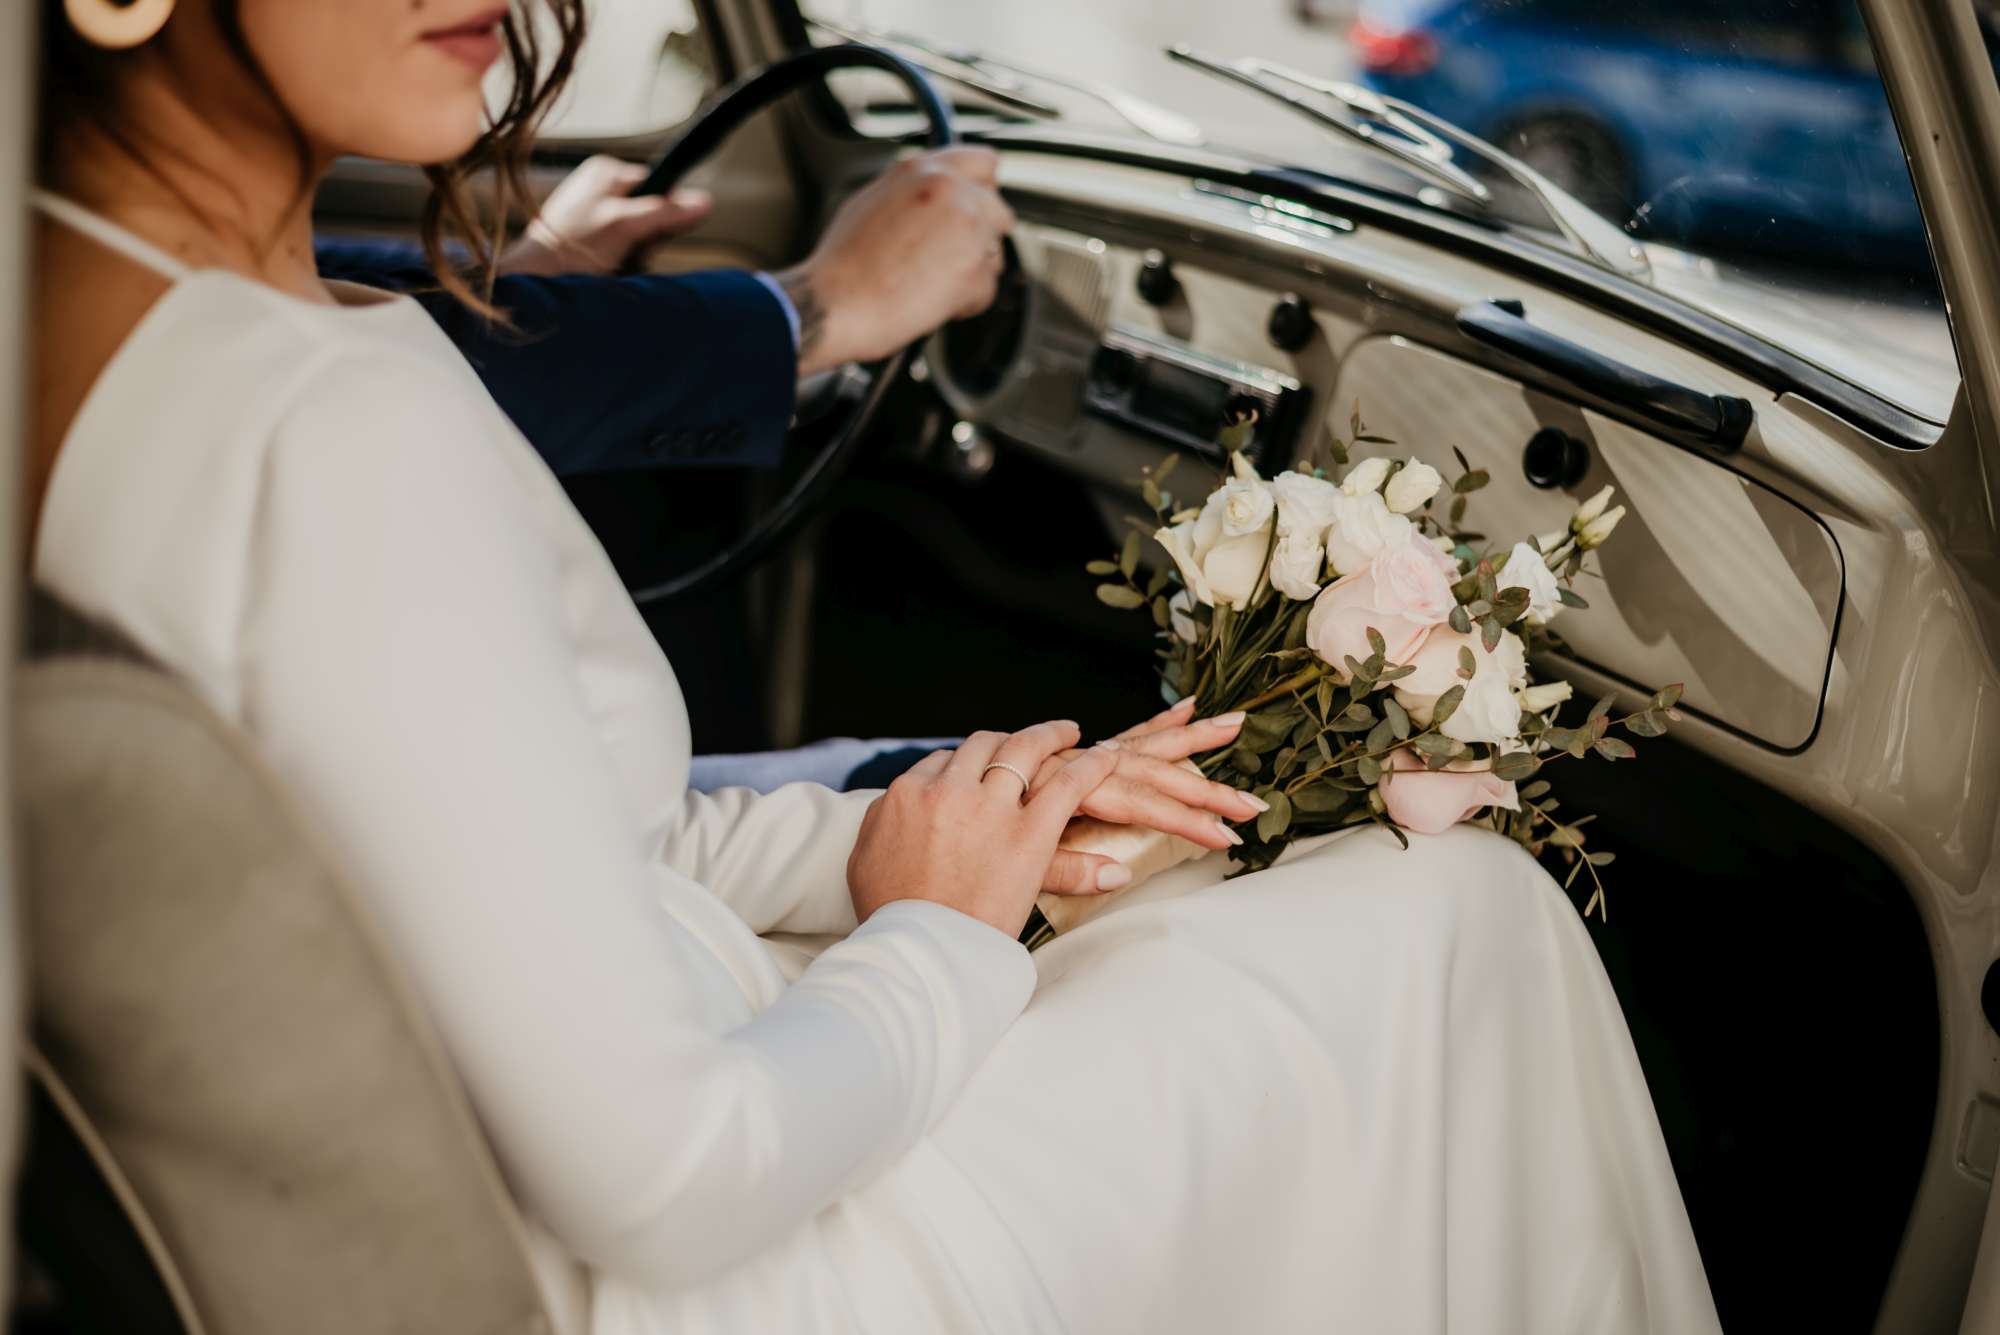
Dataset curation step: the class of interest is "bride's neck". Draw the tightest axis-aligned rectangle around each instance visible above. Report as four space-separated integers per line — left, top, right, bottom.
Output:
48 71 334 305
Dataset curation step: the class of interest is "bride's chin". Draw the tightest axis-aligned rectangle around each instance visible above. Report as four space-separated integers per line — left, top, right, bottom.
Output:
339 98 490 171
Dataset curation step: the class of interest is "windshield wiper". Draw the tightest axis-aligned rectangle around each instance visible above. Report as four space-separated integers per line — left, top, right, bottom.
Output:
802 17 1064 122
810 16 1205 147
1166 46 1649 281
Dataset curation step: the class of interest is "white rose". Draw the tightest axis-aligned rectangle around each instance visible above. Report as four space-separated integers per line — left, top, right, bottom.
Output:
1265 471 1342 599
1578 505 1626 549
1156 521 1215 606
1202 531 1270 608
1209 475 1275 538
1324 489 1412 576
1268 528 1328 600
1160 484 1277 610
1340 456 1392 495
1516 680 1573 713
1441 668 1524 746
1497 540 1564 624
1384 458 1443 514
1573 484 1615 526
1394 627 1529 725
1272 470 1342 533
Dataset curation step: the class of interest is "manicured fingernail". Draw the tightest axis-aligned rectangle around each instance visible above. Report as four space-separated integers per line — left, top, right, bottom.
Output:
1095 864 1133 891
1211 711 1247 728
1095 739 1122 751
1240 792 1271 813
1218 821 1245 846
1169 697 1197 713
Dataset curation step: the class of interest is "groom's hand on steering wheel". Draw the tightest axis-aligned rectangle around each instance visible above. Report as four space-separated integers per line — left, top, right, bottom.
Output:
776 146 1015 379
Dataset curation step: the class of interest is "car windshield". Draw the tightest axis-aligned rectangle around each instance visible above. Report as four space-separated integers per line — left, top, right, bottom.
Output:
808 0 1964 424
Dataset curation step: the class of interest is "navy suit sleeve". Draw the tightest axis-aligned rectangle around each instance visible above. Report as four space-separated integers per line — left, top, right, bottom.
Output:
313 238 796 474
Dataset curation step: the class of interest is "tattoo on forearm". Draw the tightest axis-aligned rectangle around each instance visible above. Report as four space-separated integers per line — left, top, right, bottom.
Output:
777 269 825 362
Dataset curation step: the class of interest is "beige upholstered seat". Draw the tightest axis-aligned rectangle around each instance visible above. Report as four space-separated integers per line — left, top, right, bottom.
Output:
16 592 554 1335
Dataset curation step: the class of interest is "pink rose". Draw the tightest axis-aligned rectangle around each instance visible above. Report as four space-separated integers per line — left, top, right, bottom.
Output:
1307 571 1435 678
1379 750 1520 835
1370 532 1458 625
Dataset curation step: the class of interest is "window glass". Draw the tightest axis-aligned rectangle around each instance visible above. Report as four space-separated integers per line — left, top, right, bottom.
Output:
814 0 1962 421
505 0 715 140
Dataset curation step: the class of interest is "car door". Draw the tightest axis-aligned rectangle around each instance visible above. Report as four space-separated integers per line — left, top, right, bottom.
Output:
1862 3 2000 1332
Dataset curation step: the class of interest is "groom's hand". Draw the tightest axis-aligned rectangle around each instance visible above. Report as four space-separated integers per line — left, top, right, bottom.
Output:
776 146 1015 378
500 155 716 277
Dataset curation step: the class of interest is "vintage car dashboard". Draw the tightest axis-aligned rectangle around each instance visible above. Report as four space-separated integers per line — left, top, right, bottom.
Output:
927 154 1858 758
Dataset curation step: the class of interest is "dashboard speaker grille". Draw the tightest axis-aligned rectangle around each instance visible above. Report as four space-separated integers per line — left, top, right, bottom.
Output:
1040 239 1109 336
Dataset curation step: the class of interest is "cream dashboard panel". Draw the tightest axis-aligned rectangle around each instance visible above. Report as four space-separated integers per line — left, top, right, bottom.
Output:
932 164 1845 753
1331 337 1841 751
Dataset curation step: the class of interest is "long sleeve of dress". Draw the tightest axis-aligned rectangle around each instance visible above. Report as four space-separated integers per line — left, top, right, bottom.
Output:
665 783 876 936
237 352 1035 1290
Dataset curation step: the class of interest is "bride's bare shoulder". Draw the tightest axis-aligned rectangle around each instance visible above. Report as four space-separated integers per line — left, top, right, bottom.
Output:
26 217 171 543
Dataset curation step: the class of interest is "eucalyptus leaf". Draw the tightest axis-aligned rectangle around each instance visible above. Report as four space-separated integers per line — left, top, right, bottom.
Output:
1366 626 1387 658
1097 583 1146 609
1086 559 1119 576
1383 697 1411 739
1431 684 1467 727
1492 749 1541 782
1458 646 1477 679
1557 587 1589 609
1594 737 1636 761
1141 478 1163 510
1358 754 1382 785
1120 531 1142 577
1588 692 1616 724
1651 684 1685 710
1448 605 1473 635
1256 790 1294 841
1624 712 1667 738
1366 718 1395 754
1293 781 1349 814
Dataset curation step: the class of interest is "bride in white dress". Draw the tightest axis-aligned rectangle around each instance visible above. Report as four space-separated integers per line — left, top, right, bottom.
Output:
29 2 1720 1332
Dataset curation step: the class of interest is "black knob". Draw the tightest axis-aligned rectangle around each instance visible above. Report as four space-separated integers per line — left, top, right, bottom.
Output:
1267 293 1315 353
1521 427 1590 490
1137 249 1178 306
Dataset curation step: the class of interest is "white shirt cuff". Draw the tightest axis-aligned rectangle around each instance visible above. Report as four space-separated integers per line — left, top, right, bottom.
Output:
752 271 801 351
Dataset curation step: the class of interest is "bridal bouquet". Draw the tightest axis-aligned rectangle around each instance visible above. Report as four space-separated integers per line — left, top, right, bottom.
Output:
1076 413 1679 927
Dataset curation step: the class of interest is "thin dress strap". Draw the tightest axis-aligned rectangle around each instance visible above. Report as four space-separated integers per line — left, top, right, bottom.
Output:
32 189 194 281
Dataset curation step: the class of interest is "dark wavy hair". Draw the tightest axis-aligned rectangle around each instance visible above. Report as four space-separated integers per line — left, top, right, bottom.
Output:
39 0 588 317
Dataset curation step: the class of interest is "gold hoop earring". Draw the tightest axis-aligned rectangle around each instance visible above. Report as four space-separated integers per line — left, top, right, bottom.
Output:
64 0 175 50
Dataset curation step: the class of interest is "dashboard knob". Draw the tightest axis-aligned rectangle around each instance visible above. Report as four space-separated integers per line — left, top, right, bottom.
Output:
1136 249 1178 306
1267 293 1315 352
1521 427 1590 490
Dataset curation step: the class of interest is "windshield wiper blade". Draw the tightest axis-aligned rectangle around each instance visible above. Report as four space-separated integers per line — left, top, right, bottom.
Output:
1167 46 1649 281
811 16 1205 147
804 17 1063 121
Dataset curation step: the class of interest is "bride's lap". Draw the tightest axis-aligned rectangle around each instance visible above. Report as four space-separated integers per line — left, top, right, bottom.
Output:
905 825 1709 1333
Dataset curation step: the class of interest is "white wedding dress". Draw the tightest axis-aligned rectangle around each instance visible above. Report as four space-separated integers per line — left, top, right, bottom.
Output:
33 195 1721 1335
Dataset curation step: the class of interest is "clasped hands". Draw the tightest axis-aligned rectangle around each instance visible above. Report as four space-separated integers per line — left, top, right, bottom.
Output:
847 700 1258 939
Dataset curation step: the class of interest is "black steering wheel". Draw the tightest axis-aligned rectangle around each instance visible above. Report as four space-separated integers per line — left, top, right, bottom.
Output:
624 44 956 605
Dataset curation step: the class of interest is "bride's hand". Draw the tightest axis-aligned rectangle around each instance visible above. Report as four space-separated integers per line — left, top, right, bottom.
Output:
1029 699 1261 876
848 722 1121 938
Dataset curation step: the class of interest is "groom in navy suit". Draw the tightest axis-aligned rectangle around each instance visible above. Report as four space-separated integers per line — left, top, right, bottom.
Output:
317 152 1001 783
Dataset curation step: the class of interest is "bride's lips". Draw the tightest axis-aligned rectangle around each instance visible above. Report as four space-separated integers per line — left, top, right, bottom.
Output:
421 6 507 72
